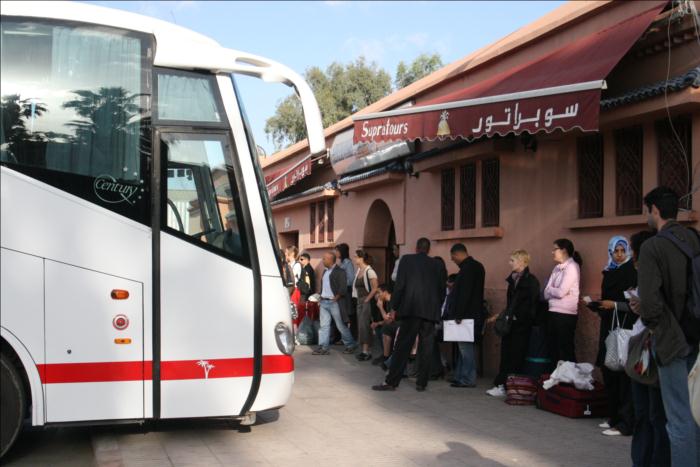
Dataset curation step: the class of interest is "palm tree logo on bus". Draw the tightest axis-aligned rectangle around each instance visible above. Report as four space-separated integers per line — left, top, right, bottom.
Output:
197 360 215 379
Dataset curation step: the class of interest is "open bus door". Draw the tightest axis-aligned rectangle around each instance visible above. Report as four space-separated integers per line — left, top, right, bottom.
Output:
156 131 255 418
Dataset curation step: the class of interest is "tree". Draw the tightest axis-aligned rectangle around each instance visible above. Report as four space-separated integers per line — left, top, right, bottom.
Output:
265 57 391 150
395 53 443 89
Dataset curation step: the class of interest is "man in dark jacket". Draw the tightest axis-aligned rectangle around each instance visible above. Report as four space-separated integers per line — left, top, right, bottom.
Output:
313 252 357 355
445 243 485 388
372 237 444 391
638 186 700 466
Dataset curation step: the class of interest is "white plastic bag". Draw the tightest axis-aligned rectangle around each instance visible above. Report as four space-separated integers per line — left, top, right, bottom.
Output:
543 361 595 391
689 345 700 426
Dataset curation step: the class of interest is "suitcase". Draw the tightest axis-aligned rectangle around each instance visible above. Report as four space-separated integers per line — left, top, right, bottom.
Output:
505 374 538 406
536 374 608 418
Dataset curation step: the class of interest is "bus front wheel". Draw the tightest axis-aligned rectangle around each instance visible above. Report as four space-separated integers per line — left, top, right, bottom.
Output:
0 353 25 459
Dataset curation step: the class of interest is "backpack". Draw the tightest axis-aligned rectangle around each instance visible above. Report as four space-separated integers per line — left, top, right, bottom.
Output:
658 228 700 319
283 262 295 288
658 228 700 341
297 268 312 297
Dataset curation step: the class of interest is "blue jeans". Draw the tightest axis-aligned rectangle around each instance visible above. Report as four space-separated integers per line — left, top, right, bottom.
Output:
631 380 670 467
318 299 356 350
454 342 476 386
657 346 700 467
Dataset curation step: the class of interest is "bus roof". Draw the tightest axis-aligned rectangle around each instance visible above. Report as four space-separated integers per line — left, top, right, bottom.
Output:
1 0 327 155
1 1 223 67
1 1 220 47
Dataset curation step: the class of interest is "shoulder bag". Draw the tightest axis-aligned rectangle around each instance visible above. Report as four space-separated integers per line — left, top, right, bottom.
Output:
624 328 659 386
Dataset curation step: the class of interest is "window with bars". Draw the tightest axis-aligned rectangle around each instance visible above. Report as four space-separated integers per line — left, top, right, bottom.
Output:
657 115 692 210
577 134 604 219
326 199 334 242
460 163 476 229
441 168 455 231
309 203 316 244
482 158 500 227
318 201 326 243
615 126 643 216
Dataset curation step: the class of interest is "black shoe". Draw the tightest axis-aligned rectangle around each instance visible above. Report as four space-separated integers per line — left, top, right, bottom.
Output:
372 356 386 366
372 383 396 391
416 385 426 392
429 372 444 381
355 352 370 361
380 362 388 371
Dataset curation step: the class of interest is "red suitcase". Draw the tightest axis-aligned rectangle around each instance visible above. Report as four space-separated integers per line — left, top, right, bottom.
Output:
536 374 608 418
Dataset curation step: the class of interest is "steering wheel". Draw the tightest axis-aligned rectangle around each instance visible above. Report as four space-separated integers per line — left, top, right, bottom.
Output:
166 198 185 232
192 227 217 238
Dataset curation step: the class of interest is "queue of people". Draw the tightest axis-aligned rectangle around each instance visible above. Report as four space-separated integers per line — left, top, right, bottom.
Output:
279 186 700 467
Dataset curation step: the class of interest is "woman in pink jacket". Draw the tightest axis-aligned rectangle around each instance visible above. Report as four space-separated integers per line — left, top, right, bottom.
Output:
544 238 582 364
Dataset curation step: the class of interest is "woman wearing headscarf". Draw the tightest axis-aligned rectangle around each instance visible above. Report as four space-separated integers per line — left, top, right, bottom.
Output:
594 235 637 437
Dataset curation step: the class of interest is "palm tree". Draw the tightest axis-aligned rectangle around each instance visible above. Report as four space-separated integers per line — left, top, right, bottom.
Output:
1 94 49 163
197 360 215 379
62 87 143 175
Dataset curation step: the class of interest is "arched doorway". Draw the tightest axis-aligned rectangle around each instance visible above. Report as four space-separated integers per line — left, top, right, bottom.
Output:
362 200 397 284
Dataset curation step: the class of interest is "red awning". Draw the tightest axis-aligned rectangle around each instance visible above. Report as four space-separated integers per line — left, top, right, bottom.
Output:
265 155 312 199
353 1 667 144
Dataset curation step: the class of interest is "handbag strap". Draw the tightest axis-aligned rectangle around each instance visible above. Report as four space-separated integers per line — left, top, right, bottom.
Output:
610 305 620 331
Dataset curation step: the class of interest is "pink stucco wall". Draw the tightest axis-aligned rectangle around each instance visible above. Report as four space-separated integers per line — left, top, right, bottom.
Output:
273 103 699 377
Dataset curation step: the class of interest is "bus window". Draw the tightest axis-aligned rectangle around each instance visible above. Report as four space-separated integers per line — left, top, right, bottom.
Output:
156 71 222 124
161 133 248 265
0 19 152 223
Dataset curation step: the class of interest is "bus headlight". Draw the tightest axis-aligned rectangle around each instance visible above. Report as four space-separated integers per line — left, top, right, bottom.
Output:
275 322 295 355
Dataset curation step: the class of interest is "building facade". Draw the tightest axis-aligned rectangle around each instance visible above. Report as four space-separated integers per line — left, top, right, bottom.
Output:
263 0 700 375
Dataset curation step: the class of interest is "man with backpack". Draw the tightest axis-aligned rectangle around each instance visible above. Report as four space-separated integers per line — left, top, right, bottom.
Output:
638 186 700 466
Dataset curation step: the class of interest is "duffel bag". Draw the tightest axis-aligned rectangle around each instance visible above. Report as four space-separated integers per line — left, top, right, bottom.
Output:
505 374 538 406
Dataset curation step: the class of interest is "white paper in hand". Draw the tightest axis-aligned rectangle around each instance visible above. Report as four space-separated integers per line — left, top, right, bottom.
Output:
443 319 474 342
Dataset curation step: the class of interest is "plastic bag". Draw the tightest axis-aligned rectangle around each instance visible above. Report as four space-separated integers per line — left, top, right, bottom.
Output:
543 361 595 391
689 345 700 426
297 315 317 345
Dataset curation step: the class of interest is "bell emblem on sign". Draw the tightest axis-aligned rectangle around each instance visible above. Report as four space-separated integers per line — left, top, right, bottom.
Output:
437 110 451 137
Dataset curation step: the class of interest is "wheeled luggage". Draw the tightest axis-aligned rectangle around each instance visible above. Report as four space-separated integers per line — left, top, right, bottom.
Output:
536 374 608 418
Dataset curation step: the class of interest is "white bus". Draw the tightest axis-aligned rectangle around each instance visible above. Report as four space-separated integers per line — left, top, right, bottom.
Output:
0 1 325 457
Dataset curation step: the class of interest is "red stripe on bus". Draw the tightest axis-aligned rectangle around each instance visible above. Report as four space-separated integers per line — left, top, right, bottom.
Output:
36 355 294 384
37 361 147 383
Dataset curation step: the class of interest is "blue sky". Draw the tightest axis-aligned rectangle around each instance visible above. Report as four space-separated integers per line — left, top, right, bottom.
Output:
85 1 563 156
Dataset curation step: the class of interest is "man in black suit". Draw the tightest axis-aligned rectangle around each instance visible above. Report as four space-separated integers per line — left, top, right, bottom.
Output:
444 243 485 388
372 238 445 391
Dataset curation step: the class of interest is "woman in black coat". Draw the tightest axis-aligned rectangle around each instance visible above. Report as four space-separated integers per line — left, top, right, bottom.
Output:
593 236 637 436
486 250 540 397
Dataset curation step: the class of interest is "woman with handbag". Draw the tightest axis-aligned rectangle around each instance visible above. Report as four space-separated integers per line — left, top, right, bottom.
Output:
486 250 540 397
593 236 636 437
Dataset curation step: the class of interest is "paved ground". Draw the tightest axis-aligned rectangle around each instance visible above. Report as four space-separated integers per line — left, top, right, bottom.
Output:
4 346 631 467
